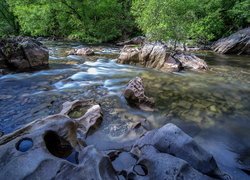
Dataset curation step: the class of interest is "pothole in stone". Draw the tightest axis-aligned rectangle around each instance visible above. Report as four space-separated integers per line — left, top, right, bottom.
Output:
44 131 79 164
16 138 33 152
68 105 91 119
133 164 148 176
65 150 79 165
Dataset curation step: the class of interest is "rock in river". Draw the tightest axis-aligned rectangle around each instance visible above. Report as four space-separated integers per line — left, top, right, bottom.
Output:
67 47 95 56
212 27 250 55
124 77 155 111
117 42 208 72
0 36 49 72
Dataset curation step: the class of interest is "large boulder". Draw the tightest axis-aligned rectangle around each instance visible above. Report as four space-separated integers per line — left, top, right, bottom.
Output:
117 42 208 72
0 37 49 71
131 123 230 179
212 28 250 55
124 77 155 111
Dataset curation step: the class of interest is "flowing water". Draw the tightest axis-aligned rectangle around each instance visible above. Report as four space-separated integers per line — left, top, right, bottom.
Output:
0 41 250 179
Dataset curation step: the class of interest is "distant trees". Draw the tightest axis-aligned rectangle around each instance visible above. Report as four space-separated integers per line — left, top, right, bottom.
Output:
0 0 249 43
132 0 250 44
0 0 19 37
3 0 137 42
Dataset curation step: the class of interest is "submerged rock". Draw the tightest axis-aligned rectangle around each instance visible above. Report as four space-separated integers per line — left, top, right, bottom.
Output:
124 77 155 111
117 42 208 72
67 47 95 56
0 37 49 71
212 28 250 55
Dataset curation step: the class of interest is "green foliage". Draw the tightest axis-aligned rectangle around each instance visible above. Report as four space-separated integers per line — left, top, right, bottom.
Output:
0 0 19 37
5 0 137 42
1 0 249 43
133 0 199 42
229 0 250 28
132 0 250 43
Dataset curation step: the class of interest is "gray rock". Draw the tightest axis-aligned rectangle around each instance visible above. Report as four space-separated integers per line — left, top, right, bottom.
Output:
0 100 112 180
117 42 207 72
131 145 211 180
0 37 49 71
212 28 250 55
173 52 208 70
124 77 155 111
132 123 230 179
118 45 140 65
67 48 95 56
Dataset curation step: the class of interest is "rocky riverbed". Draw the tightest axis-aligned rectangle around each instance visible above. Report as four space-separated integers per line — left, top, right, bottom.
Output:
0 40 250 179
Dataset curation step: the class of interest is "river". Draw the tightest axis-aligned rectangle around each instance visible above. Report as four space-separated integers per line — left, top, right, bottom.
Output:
0 41 249 179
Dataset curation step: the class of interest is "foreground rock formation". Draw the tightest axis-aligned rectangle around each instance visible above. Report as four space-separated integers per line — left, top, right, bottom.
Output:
0 100 111 179
0 97 230 179
124 77 155 111
0 37 49 72
212 28 250 55
131 123 230 179
117 42 208 72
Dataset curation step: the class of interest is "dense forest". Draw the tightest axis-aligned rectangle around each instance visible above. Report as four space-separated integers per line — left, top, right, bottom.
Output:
0 0 249 43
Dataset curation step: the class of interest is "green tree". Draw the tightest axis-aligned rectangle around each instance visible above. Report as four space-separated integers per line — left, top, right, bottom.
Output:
6 0 138 42
132 0 250 44
132 0 197 44
0 0 19 37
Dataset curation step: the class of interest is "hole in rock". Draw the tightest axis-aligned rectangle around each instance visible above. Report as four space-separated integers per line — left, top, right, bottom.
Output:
65 150 79 165
68 105 91 119
16 138 33 152
44 131 76 161
133 164 148 176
